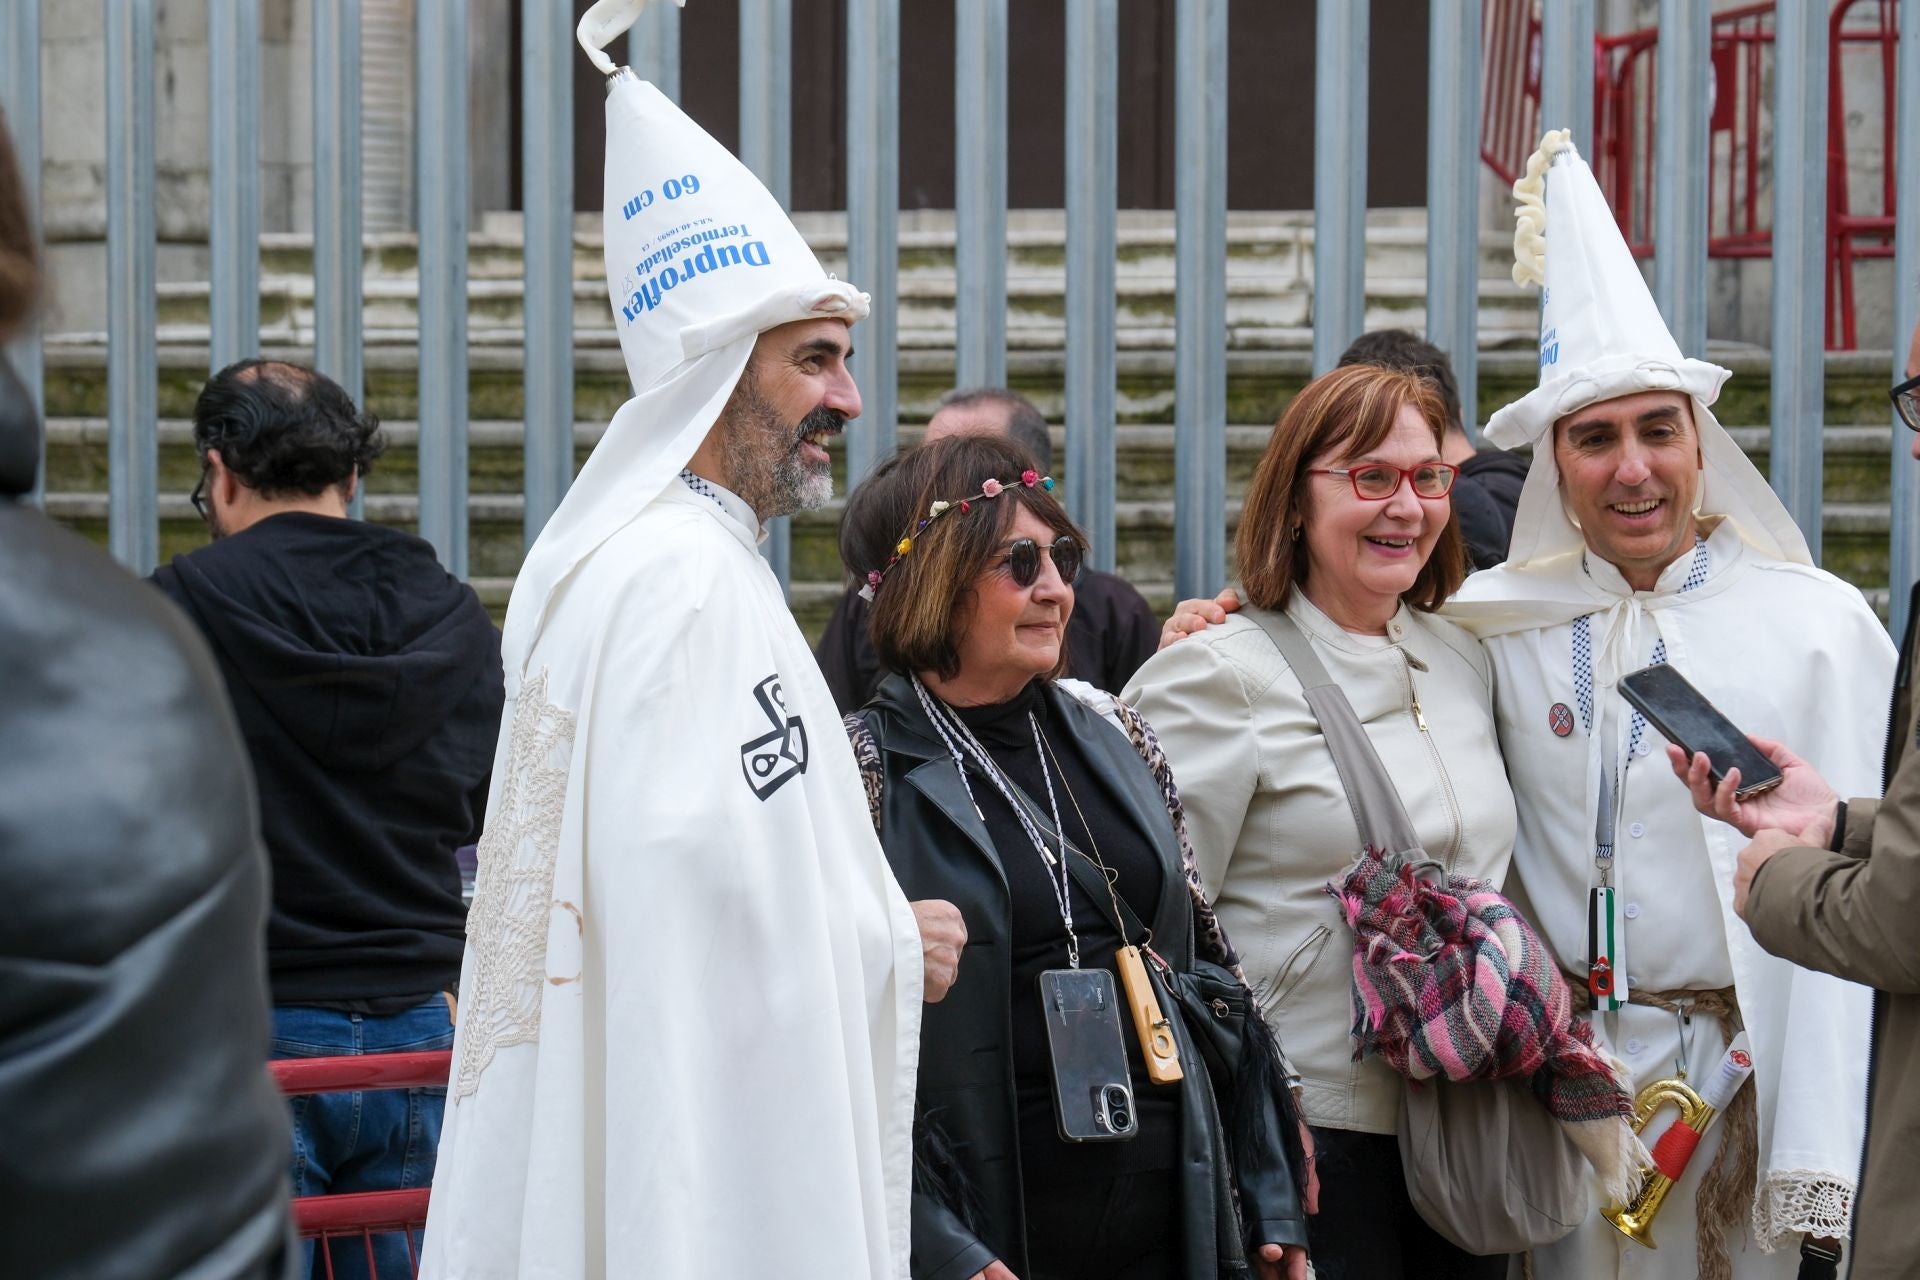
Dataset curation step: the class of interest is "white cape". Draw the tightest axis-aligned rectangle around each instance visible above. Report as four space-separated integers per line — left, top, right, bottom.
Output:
421 486 924 1280
1445 525 1892 1254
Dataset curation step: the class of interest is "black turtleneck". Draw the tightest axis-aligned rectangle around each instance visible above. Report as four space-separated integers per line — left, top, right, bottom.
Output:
944 681 1177 1181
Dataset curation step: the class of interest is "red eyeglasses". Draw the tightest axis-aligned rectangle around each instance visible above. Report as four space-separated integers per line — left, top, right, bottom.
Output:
1308 462 1459 500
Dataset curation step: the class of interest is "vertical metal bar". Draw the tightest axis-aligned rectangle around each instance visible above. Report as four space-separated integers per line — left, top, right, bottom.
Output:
740 0 794 589
106 0 158 572
1539 0 1595 145
313 0 364 517
1653 0 1710 355
845 0 899 488
522 0 573 549
1174 0 1226 600
1426 0 1481 441
416 0 469 576
1889 0 1920 634
1312 0 1369 375
1065 0 1117 571
628 1 680 102
955 0 1007 389
210 0 261 372
2 0 44 506
1769 0 1828 563
738 0 792 203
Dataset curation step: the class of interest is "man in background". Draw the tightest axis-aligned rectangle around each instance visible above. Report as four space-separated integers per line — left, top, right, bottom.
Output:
153 358 503 1279
1338 329 1526 568
816 387 1161 709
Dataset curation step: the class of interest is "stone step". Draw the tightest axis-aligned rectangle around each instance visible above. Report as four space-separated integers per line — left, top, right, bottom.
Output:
35 344 1903 434
134 271 1542 352
39 416 1904 507
243 213 1520 286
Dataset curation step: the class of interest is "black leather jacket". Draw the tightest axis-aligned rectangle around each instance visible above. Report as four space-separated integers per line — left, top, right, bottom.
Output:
856 675 1306 1280
1 461 296 1275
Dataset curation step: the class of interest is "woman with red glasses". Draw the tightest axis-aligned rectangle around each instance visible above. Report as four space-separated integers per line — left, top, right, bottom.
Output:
1124 364 1520 1279
839 433 1309 1280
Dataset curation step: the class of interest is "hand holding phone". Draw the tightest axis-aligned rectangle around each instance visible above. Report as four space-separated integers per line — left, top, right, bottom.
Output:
1619 665 1783 798
1666 734 1841 843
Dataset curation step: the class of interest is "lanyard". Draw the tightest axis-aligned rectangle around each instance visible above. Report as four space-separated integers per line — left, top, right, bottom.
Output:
912 676 1083 968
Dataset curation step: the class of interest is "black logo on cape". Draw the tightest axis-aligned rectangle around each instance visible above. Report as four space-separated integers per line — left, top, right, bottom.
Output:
740 675 808 800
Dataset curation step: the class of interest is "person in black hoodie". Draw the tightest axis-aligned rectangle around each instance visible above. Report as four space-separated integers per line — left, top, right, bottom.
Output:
151 359 504 1280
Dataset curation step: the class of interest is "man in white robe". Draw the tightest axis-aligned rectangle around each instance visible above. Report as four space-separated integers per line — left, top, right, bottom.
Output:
1444 132 1892 1279
420 16 939 1278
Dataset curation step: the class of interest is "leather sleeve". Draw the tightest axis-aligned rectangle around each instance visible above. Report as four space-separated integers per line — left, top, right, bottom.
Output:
1746 767 1920 992
1231 1067 1310 1252
910 1191 997 1280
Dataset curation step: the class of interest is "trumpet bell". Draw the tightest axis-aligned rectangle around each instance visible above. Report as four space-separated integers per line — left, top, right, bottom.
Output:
1602 1078 1717 1249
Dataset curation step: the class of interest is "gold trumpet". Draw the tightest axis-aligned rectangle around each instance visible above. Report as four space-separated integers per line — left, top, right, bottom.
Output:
1602 1077 1716 1247
1603 1032 1755 1249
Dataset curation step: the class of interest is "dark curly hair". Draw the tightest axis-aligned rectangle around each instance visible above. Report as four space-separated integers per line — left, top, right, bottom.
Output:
192 359 386 498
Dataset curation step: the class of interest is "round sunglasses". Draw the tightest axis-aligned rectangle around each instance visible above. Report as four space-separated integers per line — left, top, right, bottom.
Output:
995 534 1084 588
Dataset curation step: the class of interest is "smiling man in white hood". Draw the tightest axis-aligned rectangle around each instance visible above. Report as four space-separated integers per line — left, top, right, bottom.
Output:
417 7 931 1278
1443 131 1892 1278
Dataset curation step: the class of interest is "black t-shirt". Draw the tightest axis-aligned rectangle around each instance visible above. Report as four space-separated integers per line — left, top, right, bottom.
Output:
947 682 1180 1180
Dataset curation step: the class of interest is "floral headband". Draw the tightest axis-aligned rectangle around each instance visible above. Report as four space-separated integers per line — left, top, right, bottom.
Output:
858 468 1056 601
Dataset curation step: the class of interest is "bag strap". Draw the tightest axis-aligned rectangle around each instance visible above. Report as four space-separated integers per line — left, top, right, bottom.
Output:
1241 605 1422 856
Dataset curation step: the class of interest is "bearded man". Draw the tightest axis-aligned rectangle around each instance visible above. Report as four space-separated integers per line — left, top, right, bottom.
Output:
420 30 955 1280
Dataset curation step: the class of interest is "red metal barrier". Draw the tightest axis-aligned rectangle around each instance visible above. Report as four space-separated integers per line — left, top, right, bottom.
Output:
273 1050 453 1279
1482 1 1901 350
1827 0 1901 349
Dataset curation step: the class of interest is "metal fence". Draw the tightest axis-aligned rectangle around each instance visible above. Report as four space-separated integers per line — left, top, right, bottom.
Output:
2 1 1918 629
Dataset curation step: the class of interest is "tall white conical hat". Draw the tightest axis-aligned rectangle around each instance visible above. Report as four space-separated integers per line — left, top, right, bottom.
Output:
498 0 869 670
1474 130 1809 575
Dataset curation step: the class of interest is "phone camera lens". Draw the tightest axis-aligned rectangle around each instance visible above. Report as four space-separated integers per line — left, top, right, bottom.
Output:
1111 1108 1131 1129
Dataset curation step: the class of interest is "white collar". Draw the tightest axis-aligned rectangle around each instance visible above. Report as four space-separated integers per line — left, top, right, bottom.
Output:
1579 519 1737 599
678 469 765 544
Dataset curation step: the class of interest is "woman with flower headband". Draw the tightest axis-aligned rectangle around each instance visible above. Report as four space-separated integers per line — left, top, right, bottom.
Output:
839 434 1309 1280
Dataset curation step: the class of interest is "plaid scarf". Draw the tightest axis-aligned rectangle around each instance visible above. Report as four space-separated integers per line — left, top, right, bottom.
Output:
1333 850 1642 1198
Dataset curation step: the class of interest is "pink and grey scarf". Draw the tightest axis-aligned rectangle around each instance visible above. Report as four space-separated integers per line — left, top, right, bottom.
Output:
1333 850 1642 1198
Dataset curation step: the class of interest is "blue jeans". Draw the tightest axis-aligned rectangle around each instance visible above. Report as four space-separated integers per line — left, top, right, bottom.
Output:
272 998 455 1280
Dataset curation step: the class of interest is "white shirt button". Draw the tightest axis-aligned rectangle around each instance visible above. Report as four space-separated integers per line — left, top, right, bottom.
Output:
1626 1038 1646 1055
1629 822 1646 838
1635 740 1652 757
1627 974 1640 987
1624 902 1642 920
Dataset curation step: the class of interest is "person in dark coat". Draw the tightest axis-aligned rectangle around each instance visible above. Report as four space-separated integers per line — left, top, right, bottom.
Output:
841 434 1308 1280
150 359 504 1280
816 387 1159 711
1339 329 1528 570
0 114 296 1280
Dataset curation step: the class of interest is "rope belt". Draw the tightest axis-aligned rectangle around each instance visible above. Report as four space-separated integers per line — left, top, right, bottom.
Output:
1566 977 1756 1280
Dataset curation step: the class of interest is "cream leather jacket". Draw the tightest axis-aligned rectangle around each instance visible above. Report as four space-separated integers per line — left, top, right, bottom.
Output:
1125 592 1516 1134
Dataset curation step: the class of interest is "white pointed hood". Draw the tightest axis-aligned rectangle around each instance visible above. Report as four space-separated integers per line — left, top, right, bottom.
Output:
500 8 869 670
1451 130 1810 634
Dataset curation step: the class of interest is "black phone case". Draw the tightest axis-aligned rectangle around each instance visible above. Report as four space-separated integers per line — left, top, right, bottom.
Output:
1618 664 1784 797
1037 968 1138 1143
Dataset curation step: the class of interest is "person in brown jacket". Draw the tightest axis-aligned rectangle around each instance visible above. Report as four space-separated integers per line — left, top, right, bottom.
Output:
1668 313 1920 1280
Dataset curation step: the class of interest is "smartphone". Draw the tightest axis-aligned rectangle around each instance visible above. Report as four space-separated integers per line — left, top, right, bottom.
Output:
1037 968 1138 1143
1618 664 1783 799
